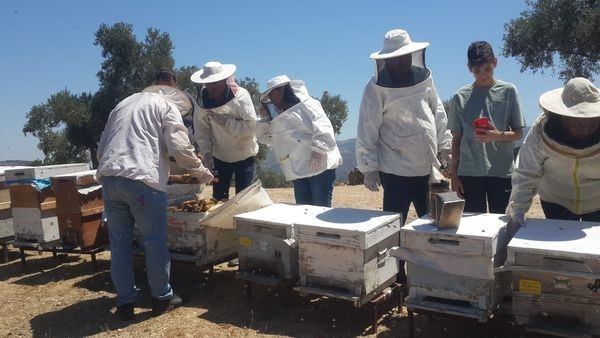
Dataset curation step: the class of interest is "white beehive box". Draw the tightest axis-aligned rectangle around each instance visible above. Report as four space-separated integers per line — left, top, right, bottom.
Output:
400 213 509 322
0 167 23 240
7 163 90 246
295 207 401 306
5 163 89 181
234 203 329 283
507 218 600 337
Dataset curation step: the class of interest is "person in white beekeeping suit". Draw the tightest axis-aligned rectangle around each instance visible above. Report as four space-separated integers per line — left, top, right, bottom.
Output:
356 29 452 284
507 77 600 232
256 75 343 207
191 61 258 201
96 76 214 320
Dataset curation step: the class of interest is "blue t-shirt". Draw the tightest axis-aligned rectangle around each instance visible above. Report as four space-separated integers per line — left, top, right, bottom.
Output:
447 80 526 177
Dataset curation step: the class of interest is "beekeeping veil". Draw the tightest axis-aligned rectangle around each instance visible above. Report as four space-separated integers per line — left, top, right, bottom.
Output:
370 29 430 87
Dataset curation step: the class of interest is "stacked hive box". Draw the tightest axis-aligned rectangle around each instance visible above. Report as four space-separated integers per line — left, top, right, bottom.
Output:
0 167 26 240
507 218 600 337
234 203 329 284
295 208 401 306
7 163 89 246
51 170 107 249
399 213 509 322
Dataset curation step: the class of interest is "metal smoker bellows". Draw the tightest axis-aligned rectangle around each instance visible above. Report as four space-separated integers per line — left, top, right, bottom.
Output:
427 180 465 229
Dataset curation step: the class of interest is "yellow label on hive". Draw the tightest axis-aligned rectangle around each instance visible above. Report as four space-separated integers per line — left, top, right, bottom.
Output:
519 279 542 295
239 236 252 248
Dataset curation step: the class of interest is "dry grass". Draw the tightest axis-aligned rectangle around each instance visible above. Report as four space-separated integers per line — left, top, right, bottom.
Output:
0 185 546 337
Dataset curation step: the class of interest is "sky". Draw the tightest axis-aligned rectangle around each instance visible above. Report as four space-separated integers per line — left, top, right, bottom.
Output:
0 0 569 161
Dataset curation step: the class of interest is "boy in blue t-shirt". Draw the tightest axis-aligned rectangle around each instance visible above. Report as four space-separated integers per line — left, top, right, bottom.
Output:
447 41 525 213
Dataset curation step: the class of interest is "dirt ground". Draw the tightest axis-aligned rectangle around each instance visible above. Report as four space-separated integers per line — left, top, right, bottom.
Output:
0 185 549 338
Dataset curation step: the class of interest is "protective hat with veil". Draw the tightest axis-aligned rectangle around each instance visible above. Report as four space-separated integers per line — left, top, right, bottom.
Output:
370 29 430 88
539 77 600 119
191 61 238 109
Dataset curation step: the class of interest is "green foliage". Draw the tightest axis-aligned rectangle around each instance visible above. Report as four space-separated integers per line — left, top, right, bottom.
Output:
319 91 348 135
503 0 600 81
22 90 93 164
176 65 200 95
256 168 292 188
24 22 176 166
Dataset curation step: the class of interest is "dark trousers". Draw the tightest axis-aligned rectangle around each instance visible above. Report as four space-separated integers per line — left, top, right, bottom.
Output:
380 172 429 285
459 176 512 213
212 156 255 200
381 173 429 224
293 169 336 207
541 200 600 222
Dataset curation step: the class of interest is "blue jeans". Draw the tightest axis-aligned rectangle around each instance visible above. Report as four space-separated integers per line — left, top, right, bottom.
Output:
541 200 600 222
101 176 173 306
293 169 336 207
213 156 255 200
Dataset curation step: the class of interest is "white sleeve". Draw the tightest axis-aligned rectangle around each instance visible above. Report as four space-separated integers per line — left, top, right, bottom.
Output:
163 103 208 175
307 101 337 153
225 91 258 136
356 82 382 173
508 122 546 216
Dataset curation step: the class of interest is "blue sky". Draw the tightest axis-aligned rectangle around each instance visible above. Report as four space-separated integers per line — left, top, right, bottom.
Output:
0 0 566 161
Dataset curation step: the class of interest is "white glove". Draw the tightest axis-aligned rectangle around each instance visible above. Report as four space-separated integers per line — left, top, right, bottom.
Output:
194 166 215 184
363 171 381 192
201 152 214 171
440 149 452 168
309 151 323 172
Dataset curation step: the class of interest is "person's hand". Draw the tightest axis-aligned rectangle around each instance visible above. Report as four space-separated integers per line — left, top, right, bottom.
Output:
201 152 214 171
194 166 215 184
210 113 229 127
474 125 499 143
450 173 464 198
363 171 381 192
309 151 322 172
440 149 452 168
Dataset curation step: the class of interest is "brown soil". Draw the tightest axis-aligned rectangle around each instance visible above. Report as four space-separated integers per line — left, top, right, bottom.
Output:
0 185 547 338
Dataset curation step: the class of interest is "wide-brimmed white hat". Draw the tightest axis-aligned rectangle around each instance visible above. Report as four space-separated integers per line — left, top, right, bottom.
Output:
539 77 600 118
259 75 291 103
370 29 429 60
190 61 236 84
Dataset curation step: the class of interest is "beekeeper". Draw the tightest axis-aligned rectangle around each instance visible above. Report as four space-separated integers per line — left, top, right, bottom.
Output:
257 75 342 207
508 77 600 227
96 83 214 320
356 29 452 222
191 61 259 201
143 68 198 145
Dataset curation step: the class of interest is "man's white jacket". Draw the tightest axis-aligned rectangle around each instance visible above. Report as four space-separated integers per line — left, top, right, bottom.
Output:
356 74 452 176
97 92 209 192
256 80 342 181
509 114 600 216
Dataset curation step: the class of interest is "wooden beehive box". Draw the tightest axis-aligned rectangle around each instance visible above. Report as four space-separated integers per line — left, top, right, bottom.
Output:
0 166 25 240
295 207 401 306
7 164 89 245
507 218 600 337
401 213 509 322
51 170 107 249
234 203 329 283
